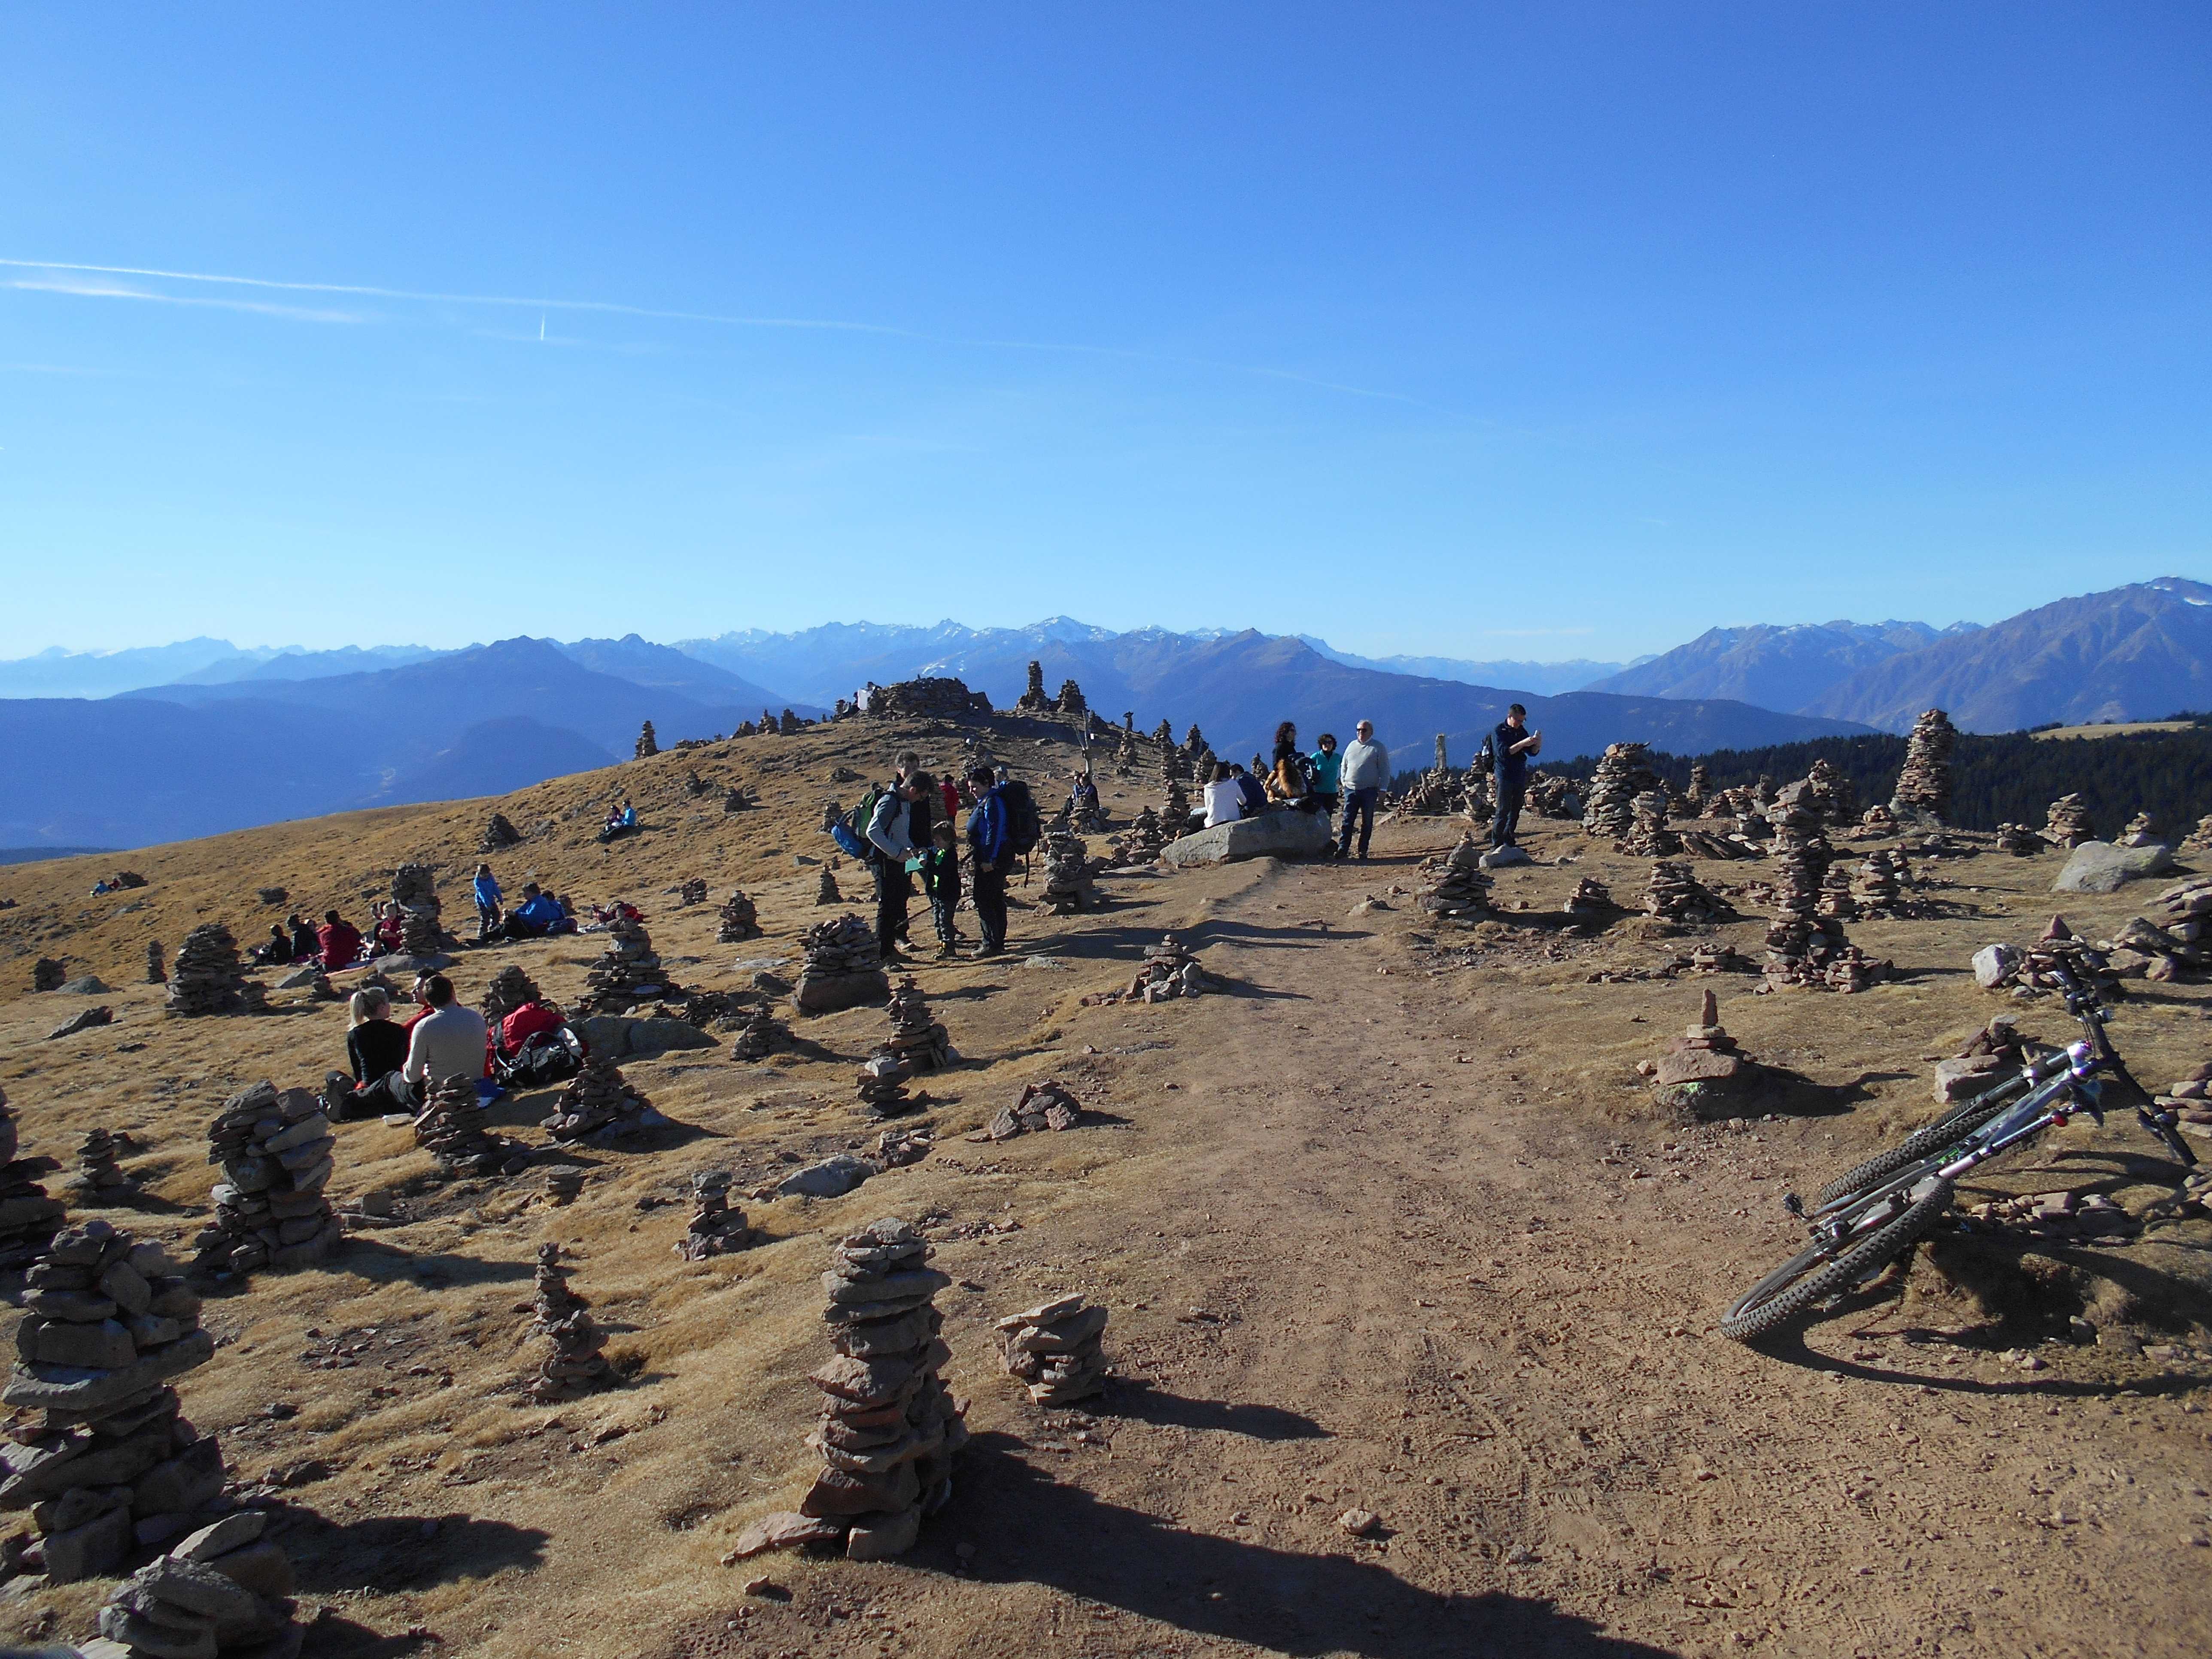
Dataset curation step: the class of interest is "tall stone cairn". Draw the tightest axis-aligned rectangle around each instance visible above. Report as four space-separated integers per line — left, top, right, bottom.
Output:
793 915 890 1015
1686 762 1711 812
997 1296 1108 1406
1803 757 1857 823
166 925 261 1017
816 867 842 905
392 863 445 959
0 1087 64 1269
1054 678 1087 717
1015 660 1051 713
1617 790 1681 857
1853 848 1916 919
1162 778 1192 832
635 720 659 759
67 1129 136 1203
529 1244 616 1401
883 977 951 1071
542 1053 654 1142
415 1074 529 1177
1581 743 1662 839
2 1220 221 1583
1761 823 1833 988
580 912 668 1012
144 941 166 984
480 963 545 1027
1889 709 1957 823
1039 828 1094 912
1113 726 1139 776
1115 805 1170 864
717 889 763 942
675 1170 757 1259
481 812 523 851
2043 793 2094 848
192 1082 340 1276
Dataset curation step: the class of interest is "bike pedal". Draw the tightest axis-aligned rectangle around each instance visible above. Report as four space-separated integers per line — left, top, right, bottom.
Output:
1782 1191 1805 1219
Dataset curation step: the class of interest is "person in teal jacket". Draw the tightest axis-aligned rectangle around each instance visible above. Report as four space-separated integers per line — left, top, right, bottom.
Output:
1310 732 1343 830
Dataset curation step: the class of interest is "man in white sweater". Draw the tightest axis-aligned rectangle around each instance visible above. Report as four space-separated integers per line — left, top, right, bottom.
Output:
1334 721 1390 862
402 975 488 1095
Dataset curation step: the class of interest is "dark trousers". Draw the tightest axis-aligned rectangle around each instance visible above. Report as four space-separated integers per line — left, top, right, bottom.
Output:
873 860 912 956
476 901 500 941
930 897 959 949
971 858 1010 952
1338 787 1380 858
1492 775 1525 848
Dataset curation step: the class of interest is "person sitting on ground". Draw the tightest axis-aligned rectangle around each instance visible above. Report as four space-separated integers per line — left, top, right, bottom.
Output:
401 973 490 1097
250 924 294 967
317 908 365 971
619 799 638 830
1269 721 1311 804
549 893 579 933
919 820 963 959
498 883 565 939
333 987 410 1119
288 913 322 963
1203 762 1245 827
473 863 503 941
91 879 112 897
1310 732 1343 829
1231 763 1267 819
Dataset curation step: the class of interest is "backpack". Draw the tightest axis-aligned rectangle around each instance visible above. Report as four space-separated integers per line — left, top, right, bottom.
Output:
1476 734 1495 773
497 1026 585 1090
837 783 886 862
999 781 1042 857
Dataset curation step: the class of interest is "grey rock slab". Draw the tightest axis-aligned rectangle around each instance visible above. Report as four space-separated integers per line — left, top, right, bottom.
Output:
1972 943 2022 988
3 1326 215 1411
2053 840 2175 895
623 1017 717 1057
777 1155 872 1200
1162 810 1334 867
1478 846 1533 868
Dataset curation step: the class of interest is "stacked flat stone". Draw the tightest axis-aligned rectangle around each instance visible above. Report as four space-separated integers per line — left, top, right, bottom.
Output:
1082 934 1211 1005
793 914 891 1015
1853 848 1916 918
1565 876 1613 918
796 1218 962 1559
66 1130 136 1203
2153 875 2212 952
2017 918 2125 1002
581 912 668 1012
2182 814 2212 853
1581 742 1662 839
2042 793 2095 848
1686 764 1711 812
635 720 659 759
144 942 165 985
717 888 763 942
1820 944 1889 993
2117 812 2163 848
679 878 709 906
1802 758 1857 824
1760 826 1837 988
997 1295 1108 1406
1039 827 1095 913
2100 915 2199 983
1 1220 219 1582
192 1083 339 1276
0 1088 64 1270
684 769 710 797
1054 679 1087 717
391 863 446 960
1816 863 1858 921
415 1074 526 1177
543 1053 654 1142
1114 727 1139 776
1643 860 1724 923
1959 1188 2137 1242
2153 1061 2212 1142
675 1171 757 1259
166 925 260 1017
1526 773 1578 819
724 784 751 814
479 963 545 1028
481 812 523 851
855 1054 916 1120
95 1509 301 1657
1162 778 1193 831
1649 991 1762 1117
1616 790 1681 857
1932 1018 2034 1103
1415 835 1493 920
1885 709 1957 823
884 977 951 1071
816 868 842 905
529 1245 616 1401
730 1003 790 1062
973 1079 1082 1142
1994 822 2045 856
1014 660 1051 712
1114 805 1170 865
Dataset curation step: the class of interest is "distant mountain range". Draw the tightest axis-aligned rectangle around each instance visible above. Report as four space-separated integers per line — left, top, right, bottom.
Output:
1586 620 1976 710
1294 639 1637 696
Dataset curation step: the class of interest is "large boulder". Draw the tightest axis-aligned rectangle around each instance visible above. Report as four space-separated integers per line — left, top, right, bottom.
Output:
1161 810 1333 869
2052 840 2175 895
792 968 890 1017
623 1017 717 1057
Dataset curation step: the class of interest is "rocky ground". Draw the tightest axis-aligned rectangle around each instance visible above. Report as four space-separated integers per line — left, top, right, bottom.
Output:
0 713 2207 1659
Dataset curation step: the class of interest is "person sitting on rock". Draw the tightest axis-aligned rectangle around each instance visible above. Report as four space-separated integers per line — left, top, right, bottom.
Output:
318 908 365 971
250 923 294 967
1231 764 1267 819
370 901 404 957
1068 770 1101 821
288 912 322 962
331 986 410 1118
1203 762 1245 827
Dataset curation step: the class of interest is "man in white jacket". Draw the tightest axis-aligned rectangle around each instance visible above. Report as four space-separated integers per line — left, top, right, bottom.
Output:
1334 721 1390 861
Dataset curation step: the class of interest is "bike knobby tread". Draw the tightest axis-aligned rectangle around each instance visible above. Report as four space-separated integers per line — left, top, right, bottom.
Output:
1722 1181 1956 1342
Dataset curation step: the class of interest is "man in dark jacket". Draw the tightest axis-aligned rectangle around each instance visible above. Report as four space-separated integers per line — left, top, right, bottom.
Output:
964 763 1014 958
1491 703 1543 850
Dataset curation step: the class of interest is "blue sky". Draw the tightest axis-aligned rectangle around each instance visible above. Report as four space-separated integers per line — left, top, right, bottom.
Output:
2 3 2205 661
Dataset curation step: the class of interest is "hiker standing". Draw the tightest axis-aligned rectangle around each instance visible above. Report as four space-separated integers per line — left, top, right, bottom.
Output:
1490 703 1543 849
473 863 504 941
1335 720 1390 862
965 763 1015 958
919 821 963 958
1310 733 1343 831
867 771 931 963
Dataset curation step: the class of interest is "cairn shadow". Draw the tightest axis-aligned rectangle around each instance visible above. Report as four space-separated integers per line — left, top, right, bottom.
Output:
287 1610 437 1657
323 1240 536 1289
940 1434 1675 1659
275 1508 550 1594
1100 1381 1332 1443
1743 1316 2212 1399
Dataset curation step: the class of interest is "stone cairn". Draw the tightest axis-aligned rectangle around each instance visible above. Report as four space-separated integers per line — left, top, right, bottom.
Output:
66 1130 136 1204
1112 805 1171 865
390 862 448 960
1114 726 1139 776
972 1079 1082 1142
1054 679 1087 717
96 1507 302 1657
730 1003 790 1062
741 1218 962 1561
675 1171 758 1259
192 1082 340 1276
481 812 523 851
1801 758 1857 824
717 888 763 942
1582 742 1662 840
1415 834 1494 920
793 915 890 1015
2182 815 2212 854
724 784 752 814
543 1053 655 1142
1014 659 1051 712
1647 991 1763 1118
997 1295 1108 1406
1617 790 1681 857
416 1074 529 1177
1526 773 1577 819
1816 863 1858 921
1760 820 1841 988
479 963 545 1028
635 720 659 759
884 977 951 1071
33 959 67 993
166 924 261 1017
1162 777 1193 833
1685 763 1711 813
1994 822 2045 856
855 1054 918 1120
678 877 709 906
1853 848 1916 919
1889 709 1956 823
2097 914 2200 984
2117 812 2163 848
529 1244 617 1401
1565 876 1613 918
684 769 711 798
1933 1018 2037 1103
1082 933 1212 1005
2 1219 222 1583
1643 860 1724 923
580 912 669 1013
2153 875 2212 952
144 942 165 985
1039 827 1096 913
2043 793 2094 848
0 1088 64 1269
2154 1062 2212 1144
816 868 842 905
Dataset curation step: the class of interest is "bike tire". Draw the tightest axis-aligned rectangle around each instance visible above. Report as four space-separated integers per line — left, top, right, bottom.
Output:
1721 1181 1955 1343
1815 1090 2021 1206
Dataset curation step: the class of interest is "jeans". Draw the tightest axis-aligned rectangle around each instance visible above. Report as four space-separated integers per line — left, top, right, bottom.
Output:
1338 787 1380 858
930 896 959 949
1492 774 1525 848
872 860 912 956
476 901 500 941
971 858 1010 952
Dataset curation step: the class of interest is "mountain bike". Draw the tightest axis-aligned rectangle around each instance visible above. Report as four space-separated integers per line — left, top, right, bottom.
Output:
1721 967 2196 1342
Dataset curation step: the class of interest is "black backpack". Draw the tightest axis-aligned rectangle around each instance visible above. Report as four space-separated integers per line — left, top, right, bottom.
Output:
999 781 1042 856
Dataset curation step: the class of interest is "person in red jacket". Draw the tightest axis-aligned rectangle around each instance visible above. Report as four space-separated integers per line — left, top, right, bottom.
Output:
317 909 365 970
